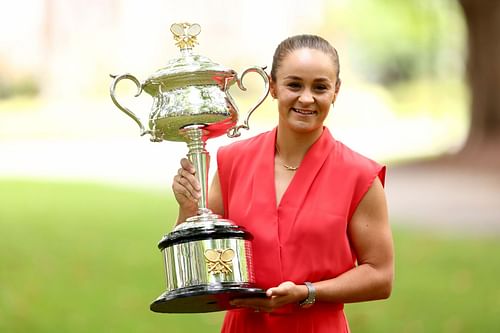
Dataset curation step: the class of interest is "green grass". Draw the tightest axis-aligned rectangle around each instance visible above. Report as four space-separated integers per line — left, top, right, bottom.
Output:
0 180 223 332
1 179 499 332
346 231 500 332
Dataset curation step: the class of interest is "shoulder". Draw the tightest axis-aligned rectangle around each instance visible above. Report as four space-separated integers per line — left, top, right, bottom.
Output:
333 139 386 185
330 139 386 219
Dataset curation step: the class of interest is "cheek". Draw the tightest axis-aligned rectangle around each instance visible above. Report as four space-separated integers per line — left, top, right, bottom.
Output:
277 100 289 113
317 99 333 116
276 89 296 103
321 94 336 106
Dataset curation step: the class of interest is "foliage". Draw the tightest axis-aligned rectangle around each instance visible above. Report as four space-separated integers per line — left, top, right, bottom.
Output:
329 0 466 85
1 180 498 332
0 75 39 99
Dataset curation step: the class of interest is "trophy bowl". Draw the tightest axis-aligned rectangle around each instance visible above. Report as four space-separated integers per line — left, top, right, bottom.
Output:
109 23 269 313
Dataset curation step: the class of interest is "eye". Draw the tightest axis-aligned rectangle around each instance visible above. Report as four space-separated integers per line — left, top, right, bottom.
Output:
314 84 328 92
286 82 302 90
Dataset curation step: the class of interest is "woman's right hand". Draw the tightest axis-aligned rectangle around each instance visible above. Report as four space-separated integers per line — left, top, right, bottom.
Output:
172 158 201 215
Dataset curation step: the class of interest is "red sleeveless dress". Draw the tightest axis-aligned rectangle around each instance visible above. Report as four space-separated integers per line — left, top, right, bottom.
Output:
217 127 385 333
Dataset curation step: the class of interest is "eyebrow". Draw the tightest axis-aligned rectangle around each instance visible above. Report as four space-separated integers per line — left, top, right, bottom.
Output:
282 75 332 83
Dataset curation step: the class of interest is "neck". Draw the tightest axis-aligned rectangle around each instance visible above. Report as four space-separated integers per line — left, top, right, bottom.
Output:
275 125 324 166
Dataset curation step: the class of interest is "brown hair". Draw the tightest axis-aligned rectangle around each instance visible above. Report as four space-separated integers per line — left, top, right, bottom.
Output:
270 34 340 82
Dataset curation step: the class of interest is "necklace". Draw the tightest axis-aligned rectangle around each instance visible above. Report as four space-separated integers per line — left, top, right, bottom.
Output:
275 144 300 171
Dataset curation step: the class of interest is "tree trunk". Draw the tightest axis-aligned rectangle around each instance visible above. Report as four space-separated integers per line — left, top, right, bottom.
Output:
458 0 500 152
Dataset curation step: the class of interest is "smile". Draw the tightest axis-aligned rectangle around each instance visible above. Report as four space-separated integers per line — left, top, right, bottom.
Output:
292 108 317 115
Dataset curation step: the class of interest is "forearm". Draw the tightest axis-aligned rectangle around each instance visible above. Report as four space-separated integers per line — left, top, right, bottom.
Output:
313 263 393 304
231 263 393 312
176 206 197 225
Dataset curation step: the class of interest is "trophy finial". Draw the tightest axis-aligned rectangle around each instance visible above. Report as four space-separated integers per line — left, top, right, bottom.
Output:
170 23 201 51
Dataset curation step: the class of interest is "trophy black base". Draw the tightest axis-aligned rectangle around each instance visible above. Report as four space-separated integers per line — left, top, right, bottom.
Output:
150 283 266 313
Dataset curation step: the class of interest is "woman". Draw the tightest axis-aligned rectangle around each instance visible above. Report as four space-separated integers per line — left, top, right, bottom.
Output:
173 35 394 332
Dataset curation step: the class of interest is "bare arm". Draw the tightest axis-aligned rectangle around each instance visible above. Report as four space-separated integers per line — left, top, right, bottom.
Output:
313 176 394 303
231 177 394 311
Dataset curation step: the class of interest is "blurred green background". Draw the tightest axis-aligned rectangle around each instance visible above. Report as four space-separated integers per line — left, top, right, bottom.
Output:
1 0 499 332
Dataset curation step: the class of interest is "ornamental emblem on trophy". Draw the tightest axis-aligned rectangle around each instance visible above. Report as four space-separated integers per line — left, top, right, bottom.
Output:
205 248 235 274
109 23 269 313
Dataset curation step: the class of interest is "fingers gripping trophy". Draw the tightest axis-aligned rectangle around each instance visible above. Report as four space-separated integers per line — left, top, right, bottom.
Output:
109 23 269 313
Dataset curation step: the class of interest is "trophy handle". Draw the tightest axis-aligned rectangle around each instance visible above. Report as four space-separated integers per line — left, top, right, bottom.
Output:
109 73 150 136
226 66 270 138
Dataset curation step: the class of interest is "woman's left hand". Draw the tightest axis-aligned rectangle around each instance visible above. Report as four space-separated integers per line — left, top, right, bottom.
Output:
230 281 307 312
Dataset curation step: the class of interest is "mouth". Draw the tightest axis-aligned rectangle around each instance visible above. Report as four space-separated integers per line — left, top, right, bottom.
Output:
291 108 317 115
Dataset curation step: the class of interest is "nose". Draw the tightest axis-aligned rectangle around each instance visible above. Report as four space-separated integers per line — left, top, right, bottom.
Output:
298 89 314 104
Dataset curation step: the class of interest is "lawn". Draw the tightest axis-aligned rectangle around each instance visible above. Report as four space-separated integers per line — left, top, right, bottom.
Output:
0 179 499 332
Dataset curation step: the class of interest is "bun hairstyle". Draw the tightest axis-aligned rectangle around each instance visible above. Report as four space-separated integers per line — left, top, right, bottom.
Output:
270 34 340 83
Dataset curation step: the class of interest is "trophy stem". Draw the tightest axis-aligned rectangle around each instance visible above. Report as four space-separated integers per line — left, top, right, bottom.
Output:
183 126 210 213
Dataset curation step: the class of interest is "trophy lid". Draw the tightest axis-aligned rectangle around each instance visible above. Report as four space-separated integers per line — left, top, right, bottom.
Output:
143 23 236 94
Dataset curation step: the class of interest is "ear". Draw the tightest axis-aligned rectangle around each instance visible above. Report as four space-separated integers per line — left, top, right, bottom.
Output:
270 78 277 99
332 78 342 104
335 78 342 93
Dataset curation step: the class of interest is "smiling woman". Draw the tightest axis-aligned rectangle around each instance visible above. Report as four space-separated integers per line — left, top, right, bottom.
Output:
272 47 340 143
172 34 394 333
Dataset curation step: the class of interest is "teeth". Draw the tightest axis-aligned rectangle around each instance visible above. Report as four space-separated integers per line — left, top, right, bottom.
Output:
293 108 316 115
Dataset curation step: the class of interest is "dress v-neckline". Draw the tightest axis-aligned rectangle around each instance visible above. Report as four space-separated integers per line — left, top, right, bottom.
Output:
274 159 299 208
271 129 296 209
268 127 336 211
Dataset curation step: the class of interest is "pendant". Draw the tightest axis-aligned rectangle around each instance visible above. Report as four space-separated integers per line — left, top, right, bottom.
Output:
282 164 299 171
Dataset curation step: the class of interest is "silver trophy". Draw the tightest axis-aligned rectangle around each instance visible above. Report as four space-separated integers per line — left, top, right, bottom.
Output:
109 23 269 313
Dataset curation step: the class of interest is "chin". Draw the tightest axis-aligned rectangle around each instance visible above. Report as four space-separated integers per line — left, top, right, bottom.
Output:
288 121 323 134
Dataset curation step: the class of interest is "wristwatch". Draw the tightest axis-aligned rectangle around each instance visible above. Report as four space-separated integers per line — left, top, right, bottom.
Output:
299 281 316 308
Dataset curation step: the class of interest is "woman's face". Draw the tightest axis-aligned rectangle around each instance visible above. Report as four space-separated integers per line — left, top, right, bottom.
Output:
271 48 340 134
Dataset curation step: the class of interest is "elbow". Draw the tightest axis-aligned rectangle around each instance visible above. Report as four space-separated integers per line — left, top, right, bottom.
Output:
377 270 394 300
378 277 393 299
368 265 393 300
